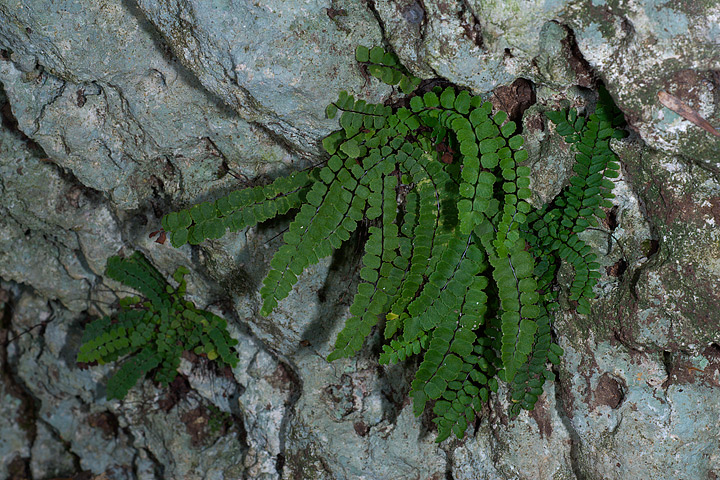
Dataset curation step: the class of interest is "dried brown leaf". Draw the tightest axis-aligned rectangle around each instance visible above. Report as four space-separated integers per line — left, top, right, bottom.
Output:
657 90 720 137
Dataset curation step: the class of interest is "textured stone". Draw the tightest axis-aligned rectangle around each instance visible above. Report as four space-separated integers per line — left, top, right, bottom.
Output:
201 223 449 478
553 333 720 479
4 280 303 480
563 0 720 167
453 384 575 480
0 0 296 209
283 354 448 479
29 421 77 480
375 0 720 166
598 144 720 350
135 0 390 154
121 385 247 480
0 286 32 480
12 295 139 477
376 0 573 92
521 87 594 207
0 384 30 480
226 331 295 479
0 112 103 311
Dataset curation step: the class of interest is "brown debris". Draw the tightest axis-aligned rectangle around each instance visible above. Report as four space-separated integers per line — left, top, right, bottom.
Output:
605 258 627 278
148 230 167 245
76 88 87 108
593 373 625 410
87 411 119 439
490 78 536 123
157 375 191 412
7 455 31 480
265 363 298 396
180 406 210 446
663 345 720 390
353 421 369 437
657 90 720 137
528 395 553 438
325 7 347 20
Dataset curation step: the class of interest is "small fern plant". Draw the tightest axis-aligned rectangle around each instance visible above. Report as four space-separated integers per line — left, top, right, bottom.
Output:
160 46 625 442
77 252 239 400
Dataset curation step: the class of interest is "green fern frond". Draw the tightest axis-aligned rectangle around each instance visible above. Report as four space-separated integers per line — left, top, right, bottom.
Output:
158 47 627 441
328 178 404 360
78 253 239 400
162 170 312 247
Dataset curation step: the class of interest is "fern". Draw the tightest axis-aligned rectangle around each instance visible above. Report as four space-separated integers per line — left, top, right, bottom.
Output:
77 252 239 400
161 47 626 441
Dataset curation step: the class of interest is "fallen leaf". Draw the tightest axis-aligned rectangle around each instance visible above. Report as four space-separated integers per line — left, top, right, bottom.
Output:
657 90 720 137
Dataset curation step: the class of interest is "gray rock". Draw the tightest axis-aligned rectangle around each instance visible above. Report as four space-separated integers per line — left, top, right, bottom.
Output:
372 1 435 78
376 0 575 93
594 144 720 351
9 288 254 480
375 0 719 167
120 385 246 480
453 383 575 480
200 222 450 478
0 384 30 480
563 0 720 167
135 0 390 155
420 1 515 93
30 421 77 480
12 294 139 477
0 114 103 311
553 332 720 479
534 21 591 89
0 286 32 480
0 0 297 209
0 214 92 312
283 354 448 479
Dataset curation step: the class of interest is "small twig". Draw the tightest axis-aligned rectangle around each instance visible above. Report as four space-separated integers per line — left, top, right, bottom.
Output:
264 226 290 245
586 226 627 259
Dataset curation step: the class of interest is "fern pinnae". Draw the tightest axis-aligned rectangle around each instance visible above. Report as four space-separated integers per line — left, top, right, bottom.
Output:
328 175 402 360
507 308 560 414
382 183 419 339
270 136 398 320
260 176 359 315
153 45 630 441
354 45 421 94
106 348 162 400
162 169 313 247
411 286 492 436
78 253 239 400
382 236 485 367
105 253 168 307
432 316 499 442
383 148 450 335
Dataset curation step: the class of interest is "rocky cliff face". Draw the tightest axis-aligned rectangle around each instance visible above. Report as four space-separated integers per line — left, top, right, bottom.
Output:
0 1 718 479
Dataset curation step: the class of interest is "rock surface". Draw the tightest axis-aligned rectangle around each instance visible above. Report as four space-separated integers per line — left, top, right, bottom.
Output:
134 0 390 155
0 0 296 209
0 0 719 479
